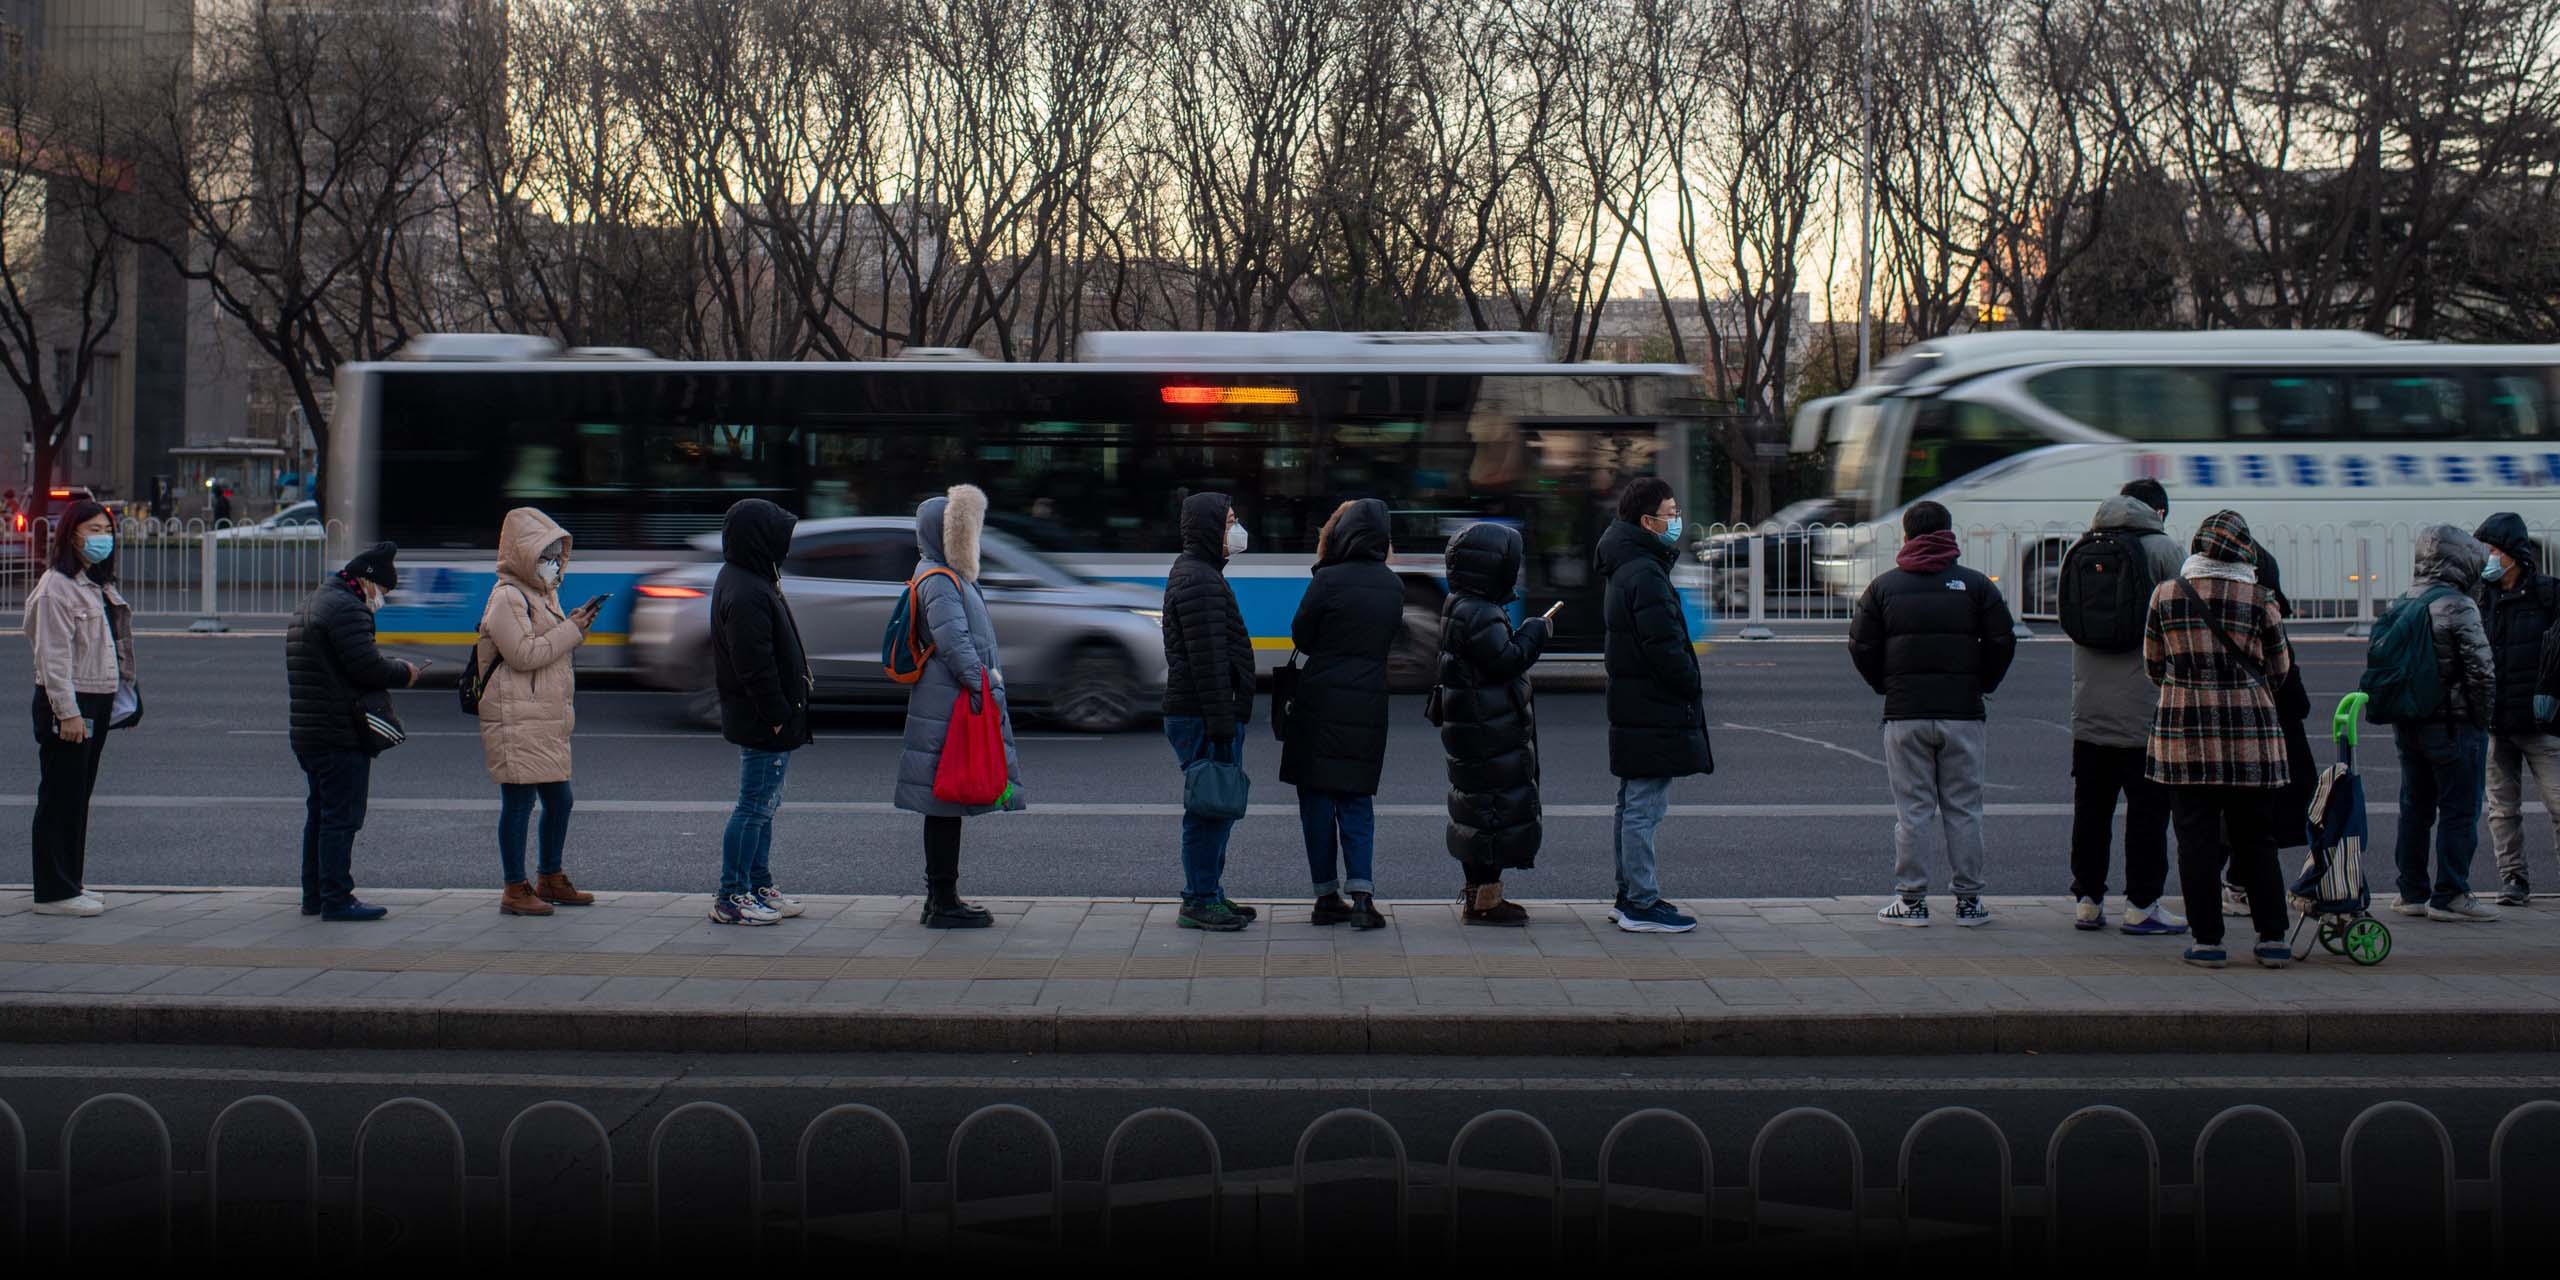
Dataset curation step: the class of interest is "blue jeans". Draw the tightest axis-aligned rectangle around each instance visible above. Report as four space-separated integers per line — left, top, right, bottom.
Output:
1298 788 1374 895
2394 722 2487 908
1165 715 1238 907
498 781 573 885
719 748 791 900
1613 777 1673 910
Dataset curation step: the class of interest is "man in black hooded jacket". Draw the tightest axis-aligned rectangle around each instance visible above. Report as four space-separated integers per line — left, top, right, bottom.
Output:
2472 512 2560 905
707 499 813 927
1162 491 1256 931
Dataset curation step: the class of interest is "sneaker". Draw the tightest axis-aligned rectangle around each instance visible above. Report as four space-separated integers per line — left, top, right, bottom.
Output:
2425 894 2501 923
320 899 388 922
2222 884 2251 917
1953 897 1992 928
30 894 103 918
709 892 780 926
2120 901 2189 936
1611 900 1699 934
2497 878 2531 907
1217 898 1259 922
2073 897 2105 931
753 886 805 918
1179 900 1248 932
2183 944 2228 969
2389 898 2430 918
1876 896 1930 927
2253 940 2291 969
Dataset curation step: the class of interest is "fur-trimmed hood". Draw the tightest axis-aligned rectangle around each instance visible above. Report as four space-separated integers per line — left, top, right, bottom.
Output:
917 484 987 581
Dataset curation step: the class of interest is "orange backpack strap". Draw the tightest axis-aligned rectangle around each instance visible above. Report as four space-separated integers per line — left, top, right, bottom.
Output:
906 566 961 641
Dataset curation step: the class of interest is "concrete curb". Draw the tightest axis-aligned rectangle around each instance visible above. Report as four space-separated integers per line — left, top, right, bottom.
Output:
5 993 2554 1056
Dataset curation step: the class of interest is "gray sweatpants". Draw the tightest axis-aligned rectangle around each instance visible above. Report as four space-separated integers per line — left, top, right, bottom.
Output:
2487 731 2560 884
1884 718 1989 898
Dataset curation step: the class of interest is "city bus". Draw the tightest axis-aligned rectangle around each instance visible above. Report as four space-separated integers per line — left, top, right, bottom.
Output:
1787 332 2560 617
326 332 1713 683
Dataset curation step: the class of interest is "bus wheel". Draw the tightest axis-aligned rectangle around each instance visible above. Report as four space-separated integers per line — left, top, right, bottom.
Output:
2021 538 2071 620
1050 644 1140 733
1386 601 1440 693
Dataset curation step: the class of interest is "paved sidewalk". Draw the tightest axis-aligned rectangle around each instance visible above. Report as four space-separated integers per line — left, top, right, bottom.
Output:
5 888 2559 1054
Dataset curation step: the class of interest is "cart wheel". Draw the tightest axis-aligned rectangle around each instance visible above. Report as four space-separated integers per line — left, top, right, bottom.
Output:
2319 920 2347 955
2344 918 2391 966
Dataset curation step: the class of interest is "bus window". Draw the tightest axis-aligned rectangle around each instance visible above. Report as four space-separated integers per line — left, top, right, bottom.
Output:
2025 367 2108 430
2106 367 2220 440
2350 373 2465 439
1898 400 2047 507
2229 374 2342 439
2483 373 2549 437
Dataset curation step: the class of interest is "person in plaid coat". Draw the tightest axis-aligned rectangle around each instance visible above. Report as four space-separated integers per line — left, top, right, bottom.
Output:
2143 509 2295 969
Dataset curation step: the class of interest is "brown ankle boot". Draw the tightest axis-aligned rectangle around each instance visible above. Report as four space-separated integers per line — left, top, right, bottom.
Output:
499 881 553 916
535 872 594 906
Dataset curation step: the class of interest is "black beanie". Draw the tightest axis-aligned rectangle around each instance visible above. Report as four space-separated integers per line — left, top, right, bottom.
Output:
340 541 399 590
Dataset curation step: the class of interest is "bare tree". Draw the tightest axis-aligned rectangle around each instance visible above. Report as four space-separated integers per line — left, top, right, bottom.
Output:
0 55 126 515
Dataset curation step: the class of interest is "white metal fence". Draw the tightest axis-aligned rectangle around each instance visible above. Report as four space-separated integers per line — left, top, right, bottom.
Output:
1695 519 2560 635
0 518 343 623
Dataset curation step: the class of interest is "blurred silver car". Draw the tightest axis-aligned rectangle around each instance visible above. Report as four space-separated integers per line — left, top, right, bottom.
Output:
630 518 1168 732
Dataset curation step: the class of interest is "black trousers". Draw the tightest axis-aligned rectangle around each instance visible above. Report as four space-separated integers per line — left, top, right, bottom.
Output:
2068 741 2172 906
2172 786 2287 947
297 748 372 911
925 815 963 887
1462 861 1502 887
30 688 113 904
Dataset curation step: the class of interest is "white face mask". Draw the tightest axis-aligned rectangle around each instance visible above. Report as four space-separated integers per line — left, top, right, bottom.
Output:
1225 522 1249 556
362 585 386 613
538 558 562 586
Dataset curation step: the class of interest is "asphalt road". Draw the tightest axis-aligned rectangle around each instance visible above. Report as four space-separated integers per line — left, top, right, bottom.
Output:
0 632 2413 902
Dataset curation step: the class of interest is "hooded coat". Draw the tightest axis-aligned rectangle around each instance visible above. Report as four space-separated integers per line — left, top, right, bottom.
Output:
2069 495 2185 747
1596 518 1712 779
2395 524 2497 728
1161 492 1256 740
1847 530 2018 722
476 508 587 785
2469 512 2560 735
895 485 1026 817
2142 512 2293 788
1279 499 1402 795
711 499 814 752
1438 523 1552 869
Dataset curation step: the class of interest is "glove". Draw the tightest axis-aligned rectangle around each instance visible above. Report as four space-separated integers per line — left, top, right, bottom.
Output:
2537 694 2558 724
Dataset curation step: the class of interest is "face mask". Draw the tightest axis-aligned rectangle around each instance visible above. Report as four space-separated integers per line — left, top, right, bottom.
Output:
80 533 113 564
2484 552 2505 583
538 558 562 586
1225 523 1249 556
362 585 386 613
1657 516 1684 546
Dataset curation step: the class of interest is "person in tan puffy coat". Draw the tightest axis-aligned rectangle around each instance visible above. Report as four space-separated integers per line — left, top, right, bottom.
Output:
478 508 599 916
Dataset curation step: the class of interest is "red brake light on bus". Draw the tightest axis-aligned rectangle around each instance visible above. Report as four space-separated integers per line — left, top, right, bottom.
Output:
1160 385 1299 406
636 584 706 600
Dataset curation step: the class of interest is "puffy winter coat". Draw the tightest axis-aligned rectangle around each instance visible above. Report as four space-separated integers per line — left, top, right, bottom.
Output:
895 485 1025 817
476 508 587 785
1438 522 1551 869
2471 512 2560 735
2393 524 2496 728
1848 545 2018 722
1162 492 1255 740
711 499 814 752
1596 518 1712 779
2069 496 2185 747
1280 499 1402 796
286 577 409 756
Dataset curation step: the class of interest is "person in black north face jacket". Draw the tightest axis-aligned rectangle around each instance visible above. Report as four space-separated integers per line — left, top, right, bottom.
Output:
1281 498 1402 928
1161 491 1257 931
1437 521 1552 925
285 542 416 922
2472 511 2560 903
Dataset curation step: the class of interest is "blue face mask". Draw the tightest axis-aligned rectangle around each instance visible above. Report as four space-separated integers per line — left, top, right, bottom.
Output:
1657 516 1683 546
2484 552 2506 583
80 533 113 564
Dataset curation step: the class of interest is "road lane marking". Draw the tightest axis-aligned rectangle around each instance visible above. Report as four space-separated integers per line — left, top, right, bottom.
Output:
219 729 1094 741
1717 721 2023 789
1 796 2530 817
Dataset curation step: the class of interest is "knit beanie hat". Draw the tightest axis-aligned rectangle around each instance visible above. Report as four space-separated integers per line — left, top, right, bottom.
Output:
340 541 400 590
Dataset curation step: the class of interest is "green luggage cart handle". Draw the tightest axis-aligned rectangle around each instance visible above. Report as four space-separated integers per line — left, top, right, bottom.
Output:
2333 691 2369 746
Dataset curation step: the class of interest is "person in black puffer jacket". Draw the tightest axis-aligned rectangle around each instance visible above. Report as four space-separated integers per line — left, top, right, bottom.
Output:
1597 476 1711 934
1162 491 1256 931
1437 521 1552 925
1281 498 1402 929
2471 512 2560 904
285 542 417 921
707 498 814 927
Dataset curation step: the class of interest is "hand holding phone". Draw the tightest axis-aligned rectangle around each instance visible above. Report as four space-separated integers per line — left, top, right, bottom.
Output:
581 593 611 614
1541 600 1564 620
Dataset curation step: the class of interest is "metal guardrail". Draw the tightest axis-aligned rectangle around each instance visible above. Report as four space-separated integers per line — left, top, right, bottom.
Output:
2 1090 2555 1260
1 517 342 623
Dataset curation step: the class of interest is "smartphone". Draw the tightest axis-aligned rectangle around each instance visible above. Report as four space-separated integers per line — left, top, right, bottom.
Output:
1541 600 1564 620
581 593 612 614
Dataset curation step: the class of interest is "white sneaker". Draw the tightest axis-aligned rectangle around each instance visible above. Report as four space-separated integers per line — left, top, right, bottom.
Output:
2222 885 2251 917
2120 901 2189 936
710 892 781 926
2073 897 2105 931
1877 896 1930 927
2389 898 2430 918
31 894 103 918
754 886 805 918
2425 894 2500 923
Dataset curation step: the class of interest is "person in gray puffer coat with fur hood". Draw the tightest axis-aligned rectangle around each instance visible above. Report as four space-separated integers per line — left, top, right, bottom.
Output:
2387 524 2500 922
893 484 1025 928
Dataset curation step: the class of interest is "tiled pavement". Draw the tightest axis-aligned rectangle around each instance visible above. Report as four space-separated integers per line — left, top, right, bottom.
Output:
5 887 2559 1053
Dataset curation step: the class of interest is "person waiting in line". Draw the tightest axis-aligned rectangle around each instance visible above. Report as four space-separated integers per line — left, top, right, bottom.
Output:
2382 525 2501 923
2061 480 2187 936
476 508 601 917
708 499 815 926
1849 500 2018 928
2143 511 2295 968
1161 491 1257 932
2470 513 2560 906
23 500 138 917
1437 521 1554 925
893 485 1025 929
1596 476 1710 934
1281 499 1402 930
285 542 418 922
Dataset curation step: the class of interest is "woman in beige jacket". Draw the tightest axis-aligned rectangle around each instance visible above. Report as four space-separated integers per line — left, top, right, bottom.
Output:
479 508 599 916
22 500 137 917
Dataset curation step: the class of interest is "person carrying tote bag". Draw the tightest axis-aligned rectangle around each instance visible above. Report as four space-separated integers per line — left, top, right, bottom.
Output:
893 485 1026 929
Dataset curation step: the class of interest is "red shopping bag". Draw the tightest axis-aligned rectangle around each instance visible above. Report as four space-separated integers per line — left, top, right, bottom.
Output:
932 673 1010 806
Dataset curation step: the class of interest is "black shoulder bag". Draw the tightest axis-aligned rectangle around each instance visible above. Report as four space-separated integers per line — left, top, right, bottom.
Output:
2173 577 2271 689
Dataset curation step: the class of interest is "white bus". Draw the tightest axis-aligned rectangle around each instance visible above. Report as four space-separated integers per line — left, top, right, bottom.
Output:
1787 332 2560 618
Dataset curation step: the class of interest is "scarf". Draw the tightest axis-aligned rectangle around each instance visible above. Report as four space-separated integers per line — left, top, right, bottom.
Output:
1896 529 1961 574
2181 554 2257 584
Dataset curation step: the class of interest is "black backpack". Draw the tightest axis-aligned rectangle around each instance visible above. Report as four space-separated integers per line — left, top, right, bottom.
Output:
2058 528 2157 653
